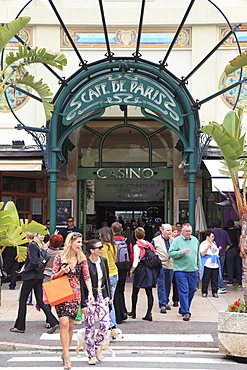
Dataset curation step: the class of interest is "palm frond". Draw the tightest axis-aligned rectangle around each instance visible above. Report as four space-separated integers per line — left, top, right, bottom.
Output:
225 50 247 75
7 72 54 120
4 201 20 227
5 45 67 70
0 17 30 54
22 220 48 235
16 245 27 262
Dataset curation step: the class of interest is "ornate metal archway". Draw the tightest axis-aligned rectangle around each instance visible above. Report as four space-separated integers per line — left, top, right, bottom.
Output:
4 0 245 233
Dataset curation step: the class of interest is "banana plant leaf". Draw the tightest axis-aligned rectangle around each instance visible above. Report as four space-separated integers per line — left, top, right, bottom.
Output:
5 45 67 70
4 201 20 227
21 220 48 235
0 224 27 246
0 17 30 53
225 50 247 75
16 245 27 262
6 72 54 120
0 210 14 229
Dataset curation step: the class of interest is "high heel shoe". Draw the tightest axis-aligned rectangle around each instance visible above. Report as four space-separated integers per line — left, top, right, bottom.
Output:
63 356 71 370
61 353 64 364
127 311 136 319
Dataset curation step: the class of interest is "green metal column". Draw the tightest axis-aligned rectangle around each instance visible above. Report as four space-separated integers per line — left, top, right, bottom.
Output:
82 180 87 240
168 179 173 224
77 179 82 230
187 116 196 234
164 180 168 222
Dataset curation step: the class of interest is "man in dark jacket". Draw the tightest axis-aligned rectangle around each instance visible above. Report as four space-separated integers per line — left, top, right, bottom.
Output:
225 220 242 288
60 216 83 241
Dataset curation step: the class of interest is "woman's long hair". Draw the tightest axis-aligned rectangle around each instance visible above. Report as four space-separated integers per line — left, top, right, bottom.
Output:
34 234 45 250
99 227 117 261
61 232 86 264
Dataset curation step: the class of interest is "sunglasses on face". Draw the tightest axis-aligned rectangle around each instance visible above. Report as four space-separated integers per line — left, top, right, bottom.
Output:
93 245 103 250
72 232 82 238
67 220 73 223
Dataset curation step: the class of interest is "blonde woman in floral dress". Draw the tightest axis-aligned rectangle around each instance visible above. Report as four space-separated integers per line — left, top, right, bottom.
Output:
52 232 94 370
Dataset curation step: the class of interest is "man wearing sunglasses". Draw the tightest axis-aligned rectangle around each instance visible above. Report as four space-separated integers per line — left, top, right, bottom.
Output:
60 216 83 241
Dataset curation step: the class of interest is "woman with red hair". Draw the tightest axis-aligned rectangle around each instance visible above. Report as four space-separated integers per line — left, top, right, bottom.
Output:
43 234 64 283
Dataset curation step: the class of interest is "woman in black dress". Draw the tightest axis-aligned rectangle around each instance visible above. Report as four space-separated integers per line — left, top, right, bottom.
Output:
10 232 59 334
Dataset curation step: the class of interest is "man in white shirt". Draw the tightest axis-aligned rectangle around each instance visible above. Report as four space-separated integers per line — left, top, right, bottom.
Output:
152 223 173 314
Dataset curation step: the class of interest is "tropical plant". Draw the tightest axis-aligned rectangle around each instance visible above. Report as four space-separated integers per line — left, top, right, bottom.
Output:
0 16 67 120
200 48 247 311
0 201 47 262
201 110 247 311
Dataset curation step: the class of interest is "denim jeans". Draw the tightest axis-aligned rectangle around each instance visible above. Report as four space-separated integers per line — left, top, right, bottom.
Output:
175 271 198 317
218 256 226 289
109 274 118 328
157 267 174 307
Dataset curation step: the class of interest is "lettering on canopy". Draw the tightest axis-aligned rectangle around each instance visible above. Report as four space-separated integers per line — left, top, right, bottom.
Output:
62 72 183 126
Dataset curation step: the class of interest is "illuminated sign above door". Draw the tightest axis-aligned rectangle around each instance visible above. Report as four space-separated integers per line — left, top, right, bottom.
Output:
62 72 184 127
96 167 154 179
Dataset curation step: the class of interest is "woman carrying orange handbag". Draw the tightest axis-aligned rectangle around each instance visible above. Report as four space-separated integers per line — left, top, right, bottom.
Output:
52 232 94 370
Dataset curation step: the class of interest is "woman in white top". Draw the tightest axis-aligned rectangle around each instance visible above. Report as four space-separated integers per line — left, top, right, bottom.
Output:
200 230 221 298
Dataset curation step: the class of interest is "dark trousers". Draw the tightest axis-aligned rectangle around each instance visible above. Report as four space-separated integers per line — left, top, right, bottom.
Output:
226 248 242 285
114 269 128 324
172 275 179 303
131 286 153 316
4 260 19 289
14 279 59 331
202 266 218 294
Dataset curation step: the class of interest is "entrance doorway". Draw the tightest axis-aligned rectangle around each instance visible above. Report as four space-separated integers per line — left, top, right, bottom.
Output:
95 202 164 228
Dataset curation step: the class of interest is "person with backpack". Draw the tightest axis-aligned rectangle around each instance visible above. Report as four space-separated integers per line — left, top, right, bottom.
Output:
128 227 161 321
152 223 174 314
100 227 119 329
111 222 130 325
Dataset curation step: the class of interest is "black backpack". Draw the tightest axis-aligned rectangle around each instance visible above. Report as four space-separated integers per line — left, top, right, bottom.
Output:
115 238 131 270
142 248 161 269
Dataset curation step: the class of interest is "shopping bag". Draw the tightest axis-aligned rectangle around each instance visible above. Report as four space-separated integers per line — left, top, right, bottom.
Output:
42 275 74 306
75 306 83 322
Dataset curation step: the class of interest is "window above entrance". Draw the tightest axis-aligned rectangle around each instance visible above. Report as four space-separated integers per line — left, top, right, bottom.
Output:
79 118 173 168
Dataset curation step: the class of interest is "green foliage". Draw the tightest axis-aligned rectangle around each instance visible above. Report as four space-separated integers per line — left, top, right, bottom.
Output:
201 109 247 220
0 17 67 121
225 50 247 75
227 298 245 313
21 219 47 235
7 72 54 120
5 45 67 70
0 17 30 53
0 201 47 262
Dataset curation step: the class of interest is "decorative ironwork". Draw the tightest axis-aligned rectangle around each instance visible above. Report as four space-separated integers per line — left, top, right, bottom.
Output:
196 132 212 171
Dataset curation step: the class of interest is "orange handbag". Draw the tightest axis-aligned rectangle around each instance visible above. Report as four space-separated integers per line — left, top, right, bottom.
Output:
42 275 75 306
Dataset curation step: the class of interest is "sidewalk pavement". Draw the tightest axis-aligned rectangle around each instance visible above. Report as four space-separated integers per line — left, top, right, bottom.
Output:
1 280 240 322
0 279 243 351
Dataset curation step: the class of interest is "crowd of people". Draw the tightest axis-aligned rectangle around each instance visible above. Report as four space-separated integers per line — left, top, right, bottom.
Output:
1 215 242 369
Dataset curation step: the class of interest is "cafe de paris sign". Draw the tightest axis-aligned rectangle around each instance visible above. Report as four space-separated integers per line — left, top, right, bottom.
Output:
62 72 183 127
